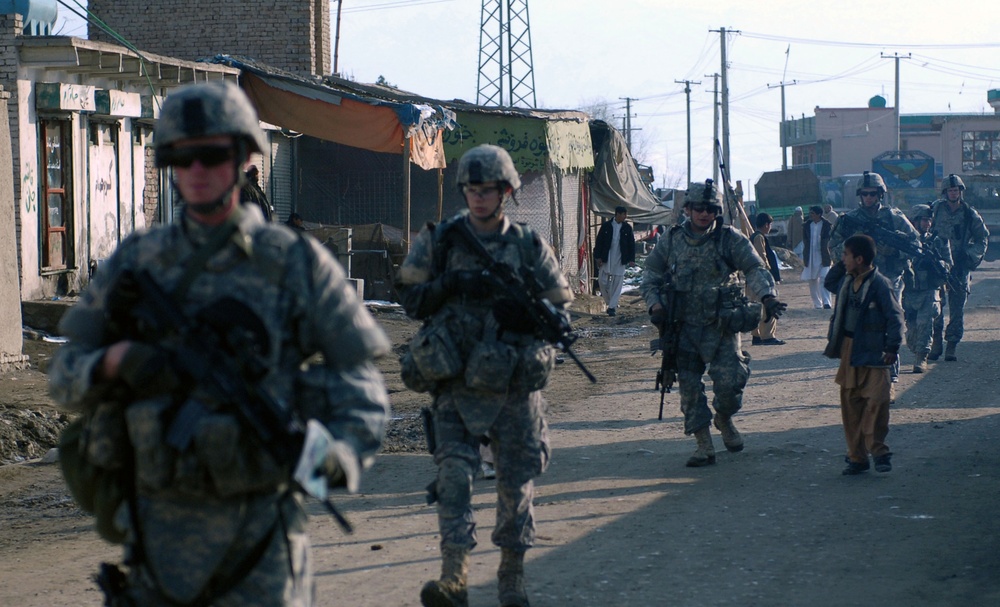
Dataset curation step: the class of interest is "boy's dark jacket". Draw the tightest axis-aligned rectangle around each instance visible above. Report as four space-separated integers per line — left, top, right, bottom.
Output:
822 261 904 367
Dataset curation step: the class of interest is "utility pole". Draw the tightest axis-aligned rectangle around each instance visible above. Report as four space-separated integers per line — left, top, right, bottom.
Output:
676 79 700 185
619 97 639 153
881 52 911 152
767 80 797 170
706 73 720 183
332 0 344 76
710 27 739 175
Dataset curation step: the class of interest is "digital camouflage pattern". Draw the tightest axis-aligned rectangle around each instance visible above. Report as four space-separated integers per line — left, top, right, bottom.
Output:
930 196 990 344
396 212 569 552
830 205 921 283
640 221 776 434
903 229 952 356
48 204 390 606
455 144 522 189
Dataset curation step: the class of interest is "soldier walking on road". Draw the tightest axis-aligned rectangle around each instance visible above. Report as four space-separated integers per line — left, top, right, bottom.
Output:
928 174 990 361
48 81 390 606
823 235 904 475
902 204 952 373
395 144 573 607
641 180 786 467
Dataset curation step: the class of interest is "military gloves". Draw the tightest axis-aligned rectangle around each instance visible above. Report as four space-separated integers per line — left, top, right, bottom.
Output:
762 296 787 322
116 343 181 397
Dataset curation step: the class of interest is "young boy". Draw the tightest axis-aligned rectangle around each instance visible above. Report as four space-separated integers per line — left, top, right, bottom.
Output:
823 235 904 475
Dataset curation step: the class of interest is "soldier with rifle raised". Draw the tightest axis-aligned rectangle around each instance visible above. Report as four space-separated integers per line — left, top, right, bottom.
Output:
641 180 786 468
395 144 581 607
48 82 390 606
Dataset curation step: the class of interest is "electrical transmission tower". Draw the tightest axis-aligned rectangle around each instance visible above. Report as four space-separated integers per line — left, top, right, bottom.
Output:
476 0 537 108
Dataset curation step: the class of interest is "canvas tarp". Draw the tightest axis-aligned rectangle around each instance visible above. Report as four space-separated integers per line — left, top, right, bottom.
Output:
221 60 447 170
588 122 672 224
443 112 594 173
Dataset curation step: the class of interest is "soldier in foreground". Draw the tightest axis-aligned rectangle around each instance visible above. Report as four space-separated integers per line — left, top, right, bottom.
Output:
929 174 990 361
396 144 572 607
641 180 786 467
902 204 952 373
48 81 390 606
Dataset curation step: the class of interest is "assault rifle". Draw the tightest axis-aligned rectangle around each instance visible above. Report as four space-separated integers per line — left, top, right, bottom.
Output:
836 213 961 293
116 270 354 532
448 219 597 383
650 275 681 420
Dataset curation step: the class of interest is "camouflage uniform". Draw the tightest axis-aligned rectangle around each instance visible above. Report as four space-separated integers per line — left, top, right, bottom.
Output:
640 220 776 436
903 223 952 360
830 203 921 294
396 212 571 555
930 196 989 350
49 204 390 606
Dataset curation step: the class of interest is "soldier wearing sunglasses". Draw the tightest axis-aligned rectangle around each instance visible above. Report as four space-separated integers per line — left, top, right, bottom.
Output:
49 81 390 606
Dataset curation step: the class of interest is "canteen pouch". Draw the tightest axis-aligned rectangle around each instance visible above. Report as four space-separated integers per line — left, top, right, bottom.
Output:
400 349 437 393
464 341 518 393
516 341 557 392
718 285 763 334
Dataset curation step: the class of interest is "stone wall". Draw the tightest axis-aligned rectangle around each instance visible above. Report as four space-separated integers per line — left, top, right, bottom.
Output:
87 0 331 76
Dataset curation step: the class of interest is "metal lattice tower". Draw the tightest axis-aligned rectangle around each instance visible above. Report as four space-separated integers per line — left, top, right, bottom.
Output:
476 0 537 108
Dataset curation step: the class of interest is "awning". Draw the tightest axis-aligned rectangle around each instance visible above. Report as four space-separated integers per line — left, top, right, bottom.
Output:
213 56 450 170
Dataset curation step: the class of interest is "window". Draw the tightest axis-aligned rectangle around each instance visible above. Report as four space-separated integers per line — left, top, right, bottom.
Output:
961 130 1000 173
40 118 72 271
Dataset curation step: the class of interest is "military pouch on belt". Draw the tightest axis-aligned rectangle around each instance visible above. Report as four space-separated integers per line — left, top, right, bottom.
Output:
717 285 763 334
400 349 436 393
464 341 518 393
409 321 463 381
516 341 557 392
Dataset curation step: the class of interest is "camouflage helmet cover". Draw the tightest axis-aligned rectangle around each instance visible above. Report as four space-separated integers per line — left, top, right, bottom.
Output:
455 144 521 190
942 173 966 193
910 203 933 221
154 81 266 167
855 171 886 196
684 179 724 213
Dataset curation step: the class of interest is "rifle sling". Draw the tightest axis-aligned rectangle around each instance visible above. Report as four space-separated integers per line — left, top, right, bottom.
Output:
172 218 241 302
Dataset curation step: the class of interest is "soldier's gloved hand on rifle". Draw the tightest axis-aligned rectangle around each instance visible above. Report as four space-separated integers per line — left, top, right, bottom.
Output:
115 342 181 397
762 295 787 322
493 298 537 334
649 303 667 330
440 269 494 298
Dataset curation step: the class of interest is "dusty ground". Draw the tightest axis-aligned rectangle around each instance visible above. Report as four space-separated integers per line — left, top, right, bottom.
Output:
2 260 1000 607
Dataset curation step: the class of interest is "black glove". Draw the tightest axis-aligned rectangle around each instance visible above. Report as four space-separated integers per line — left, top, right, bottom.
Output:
117 343 180 397
493 298 537 334
762 296 787 322
441 270 494 299
649 307 667 329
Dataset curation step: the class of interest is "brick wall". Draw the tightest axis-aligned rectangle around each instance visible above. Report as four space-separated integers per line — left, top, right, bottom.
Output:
88 0 331 76
0 15 22 279
142 134 159 226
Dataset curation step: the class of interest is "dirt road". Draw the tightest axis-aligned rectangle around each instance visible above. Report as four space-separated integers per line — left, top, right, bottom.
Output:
2 262 999 606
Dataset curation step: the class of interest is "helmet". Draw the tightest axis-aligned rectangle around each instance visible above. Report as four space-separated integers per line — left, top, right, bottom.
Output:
942 174 965 193
684 179 724 214
154 81 266 167
855 171 886 196
910 204 933 221
455 144 521 190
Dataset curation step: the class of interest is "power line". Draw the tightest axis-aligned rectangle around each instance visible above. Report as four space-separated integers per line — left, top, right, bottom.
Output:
339 0 459 14
741 31 1000 50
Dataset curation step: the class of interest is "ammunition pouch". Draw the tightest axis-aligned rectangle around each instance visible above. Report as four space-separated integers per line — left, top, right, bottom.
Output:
464 341 518 393
515 341 557 392
400 349 436 393
718 285 762 334
408 321 463 381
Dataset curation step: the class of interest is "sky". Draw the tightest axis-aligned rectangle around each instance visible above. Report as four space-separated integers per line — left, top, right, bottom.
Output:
55 0 1000 196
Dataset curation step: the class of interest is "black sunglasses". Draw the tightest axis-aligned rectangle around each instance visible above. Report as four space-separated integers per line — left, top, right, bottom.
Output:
160 145 236 168
859 190 880 197
689 204 717 214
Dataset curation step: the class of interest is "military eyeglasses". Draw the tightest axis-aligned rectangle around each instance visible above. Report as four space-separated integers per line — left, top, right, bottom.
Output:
689 204 717 214
462 184 502 198
160 145 236 168
859 190 880 198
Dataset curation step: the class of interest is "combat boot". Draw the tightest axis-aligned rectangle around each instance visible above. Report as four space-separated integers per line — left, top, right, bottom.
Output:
713 413 744 452
421 545 469 607
686 427 716 467
913 353 928 374
944 342 958 362
928 335 943 361
498 548 530 607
